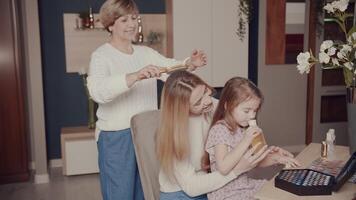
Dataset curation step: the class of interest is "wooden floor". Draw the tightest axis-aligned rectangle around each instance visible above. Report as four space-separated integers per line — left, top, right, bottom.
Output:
0 168 101 200
0 164 286 200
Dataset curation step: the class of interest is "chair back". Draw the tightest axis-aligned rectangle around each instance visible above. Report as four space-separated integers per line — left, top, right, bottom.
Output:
131 110 160 200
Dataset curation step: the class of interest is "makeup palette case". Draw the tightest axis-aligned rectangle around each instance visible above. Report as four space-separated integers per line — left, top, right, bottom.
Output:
274 151 356 196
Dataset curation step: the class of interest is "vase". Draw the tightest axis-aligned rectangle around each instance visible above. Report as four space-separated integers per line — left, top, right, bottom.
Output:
88 98 96 129
347 87 356 154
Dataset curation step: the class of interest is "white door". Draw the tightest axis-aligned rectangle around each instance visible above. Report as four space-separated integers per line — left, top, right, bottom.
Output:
257 0 308 153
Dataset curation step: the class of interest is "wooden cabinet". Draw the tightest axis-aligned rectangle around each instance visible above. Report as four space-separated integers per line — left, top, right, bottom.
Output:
0 0 29 184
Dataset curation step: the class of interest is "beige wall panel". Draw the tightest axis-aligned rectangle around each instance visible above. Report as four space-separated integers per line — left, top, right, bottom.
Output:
172 0 248 87
212 0 248 86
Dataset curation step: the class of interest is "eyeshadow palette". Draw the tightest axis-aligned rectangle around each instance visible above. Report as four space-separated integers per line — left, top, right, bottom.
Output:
275 151 356 196
275 169 334 195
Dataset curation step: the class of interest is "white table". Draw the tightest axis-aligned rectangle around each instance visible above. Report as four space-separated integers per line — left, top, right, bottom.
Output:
255 143 356 200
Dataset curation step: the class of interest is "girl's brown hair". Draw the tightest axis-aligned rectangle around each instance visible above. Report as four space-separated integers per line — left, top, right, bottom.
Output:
99 0 139 31
156 70 212 181
211 77 263 132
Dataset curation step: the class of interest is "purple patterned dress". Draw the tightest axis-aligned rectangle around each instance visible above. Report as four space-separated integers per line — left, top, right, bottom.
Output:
205 121 266 200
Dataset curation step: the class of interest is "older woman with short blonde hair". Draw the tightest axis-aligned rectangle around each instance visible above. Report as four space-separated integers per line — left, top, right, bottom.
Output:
100 0 139 32
88 0 207 199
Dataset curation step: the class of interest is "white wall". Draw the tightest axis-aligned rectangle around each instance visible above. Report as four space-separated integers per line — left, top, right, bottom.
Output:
172 0 248 87
22 0 49 183
286 2 305 25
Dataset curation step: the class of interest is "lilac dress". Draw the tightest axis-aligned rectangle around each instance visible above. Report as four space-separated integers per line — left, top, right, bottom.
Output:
205 121 266 200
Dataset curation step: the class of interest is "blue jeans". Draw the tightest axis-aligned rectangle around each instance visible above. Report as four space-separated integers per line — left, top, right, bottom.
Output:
97 128 144 200
160 191 207 200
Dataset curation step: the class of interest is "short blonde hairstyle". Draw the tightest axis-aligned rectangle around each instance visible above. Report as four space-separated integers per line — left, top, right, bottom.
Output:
156 70 213 182
99 0 139 31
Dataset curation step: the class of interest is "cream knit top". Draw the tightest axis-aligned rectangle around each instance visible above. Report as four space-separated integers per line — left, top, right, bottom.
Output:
159 101 238 197
87 43 181 140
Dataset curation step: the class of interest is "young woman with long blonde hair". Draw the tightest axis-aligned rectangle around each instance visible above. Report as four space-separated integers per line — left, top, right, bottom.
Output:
156 71 270 200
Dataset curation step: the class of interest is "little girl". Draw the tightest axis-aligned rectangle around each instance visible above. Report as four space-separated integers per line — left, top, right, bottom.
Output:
205 77 300 200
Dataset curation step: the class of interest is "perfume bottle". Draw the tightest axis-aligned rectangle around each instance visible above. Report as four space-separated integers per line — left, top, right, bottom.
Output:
321 141 328 158
248 120 267 153
89 7 95 29
326 129 336 160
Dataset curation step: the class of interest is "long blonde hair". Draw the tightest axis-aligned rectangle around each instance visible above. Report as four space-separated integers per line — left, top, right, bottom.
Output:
156 70 212 181
212 77 263 132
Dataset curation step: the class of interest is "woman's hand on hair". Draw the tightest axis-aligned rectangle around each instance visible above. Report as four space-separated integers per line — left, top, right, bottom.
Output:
232 145 270 176
136 65 161 80
126 65 161 87
185 49 207 71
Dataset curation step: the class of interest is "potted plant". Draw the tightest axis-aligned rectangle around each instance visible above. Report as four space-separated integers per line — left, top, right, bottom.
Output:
78 68 97 129
296 0 356 153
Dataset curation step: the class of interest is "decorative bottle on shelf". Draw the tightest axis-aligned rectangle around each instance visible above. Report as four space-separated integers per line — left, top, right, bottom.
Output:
326 129 336 160
137 16 144 43
89 6 95 29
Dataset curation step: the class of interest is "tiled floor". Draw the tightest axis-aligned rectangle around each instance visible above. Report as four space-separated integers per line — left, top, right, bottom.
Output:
0 165 285 200
0 168 102 200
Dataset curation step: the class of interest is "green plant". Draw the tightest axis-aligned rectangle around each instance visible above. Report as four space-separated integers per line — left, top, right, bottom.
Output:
79 68 97 129
236 0 251 41
146 31 162 45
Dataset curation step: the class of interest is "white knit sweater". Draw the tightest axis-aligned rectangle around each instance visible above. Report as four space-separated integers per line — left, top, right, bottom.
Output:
159 100 238 197
87 43 181 140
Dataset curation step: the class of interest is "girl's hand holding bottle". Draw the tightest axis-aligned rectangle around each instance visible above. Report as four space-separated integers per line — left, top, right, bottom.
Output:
232 144 270 175
241 126 263 148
